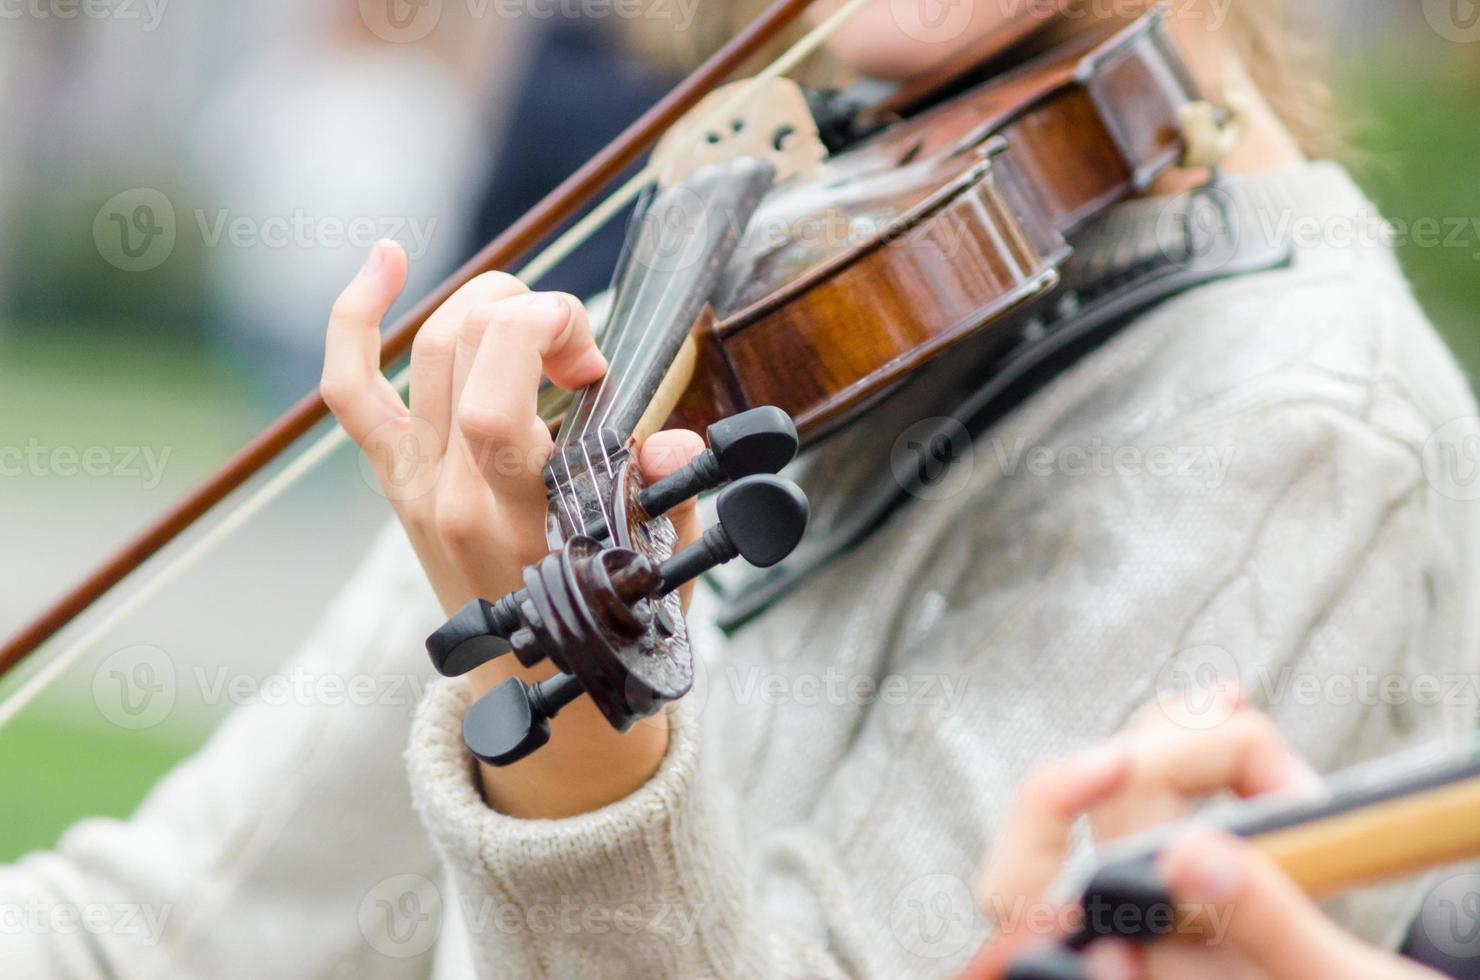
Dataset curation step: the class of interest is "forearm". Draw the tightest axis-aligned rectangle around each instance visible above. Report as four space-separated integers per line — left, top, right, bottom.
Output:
408 683 776 979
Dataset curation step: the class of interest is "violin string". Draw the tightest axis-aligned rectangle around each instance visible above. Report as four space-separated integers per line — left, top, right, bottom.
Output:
545 0 870 449
0 0 871 733
550 460 582 535
548 400 582 534
589 231 704 439
509 0 867 286
580 223 677 441
0 419 353 731
566 194 680 524
579 156 713 447
580 439 616 539
578 0 870 443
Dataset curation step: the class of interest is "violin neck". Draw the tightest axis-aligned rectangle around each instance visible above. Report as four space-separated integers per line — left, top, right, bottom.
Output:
553 157 775 464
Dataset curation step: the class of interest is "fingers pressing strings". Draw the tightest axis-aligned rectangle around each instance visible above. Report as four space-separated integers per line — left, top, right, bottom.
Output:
409 270 529 453
457 292 603 529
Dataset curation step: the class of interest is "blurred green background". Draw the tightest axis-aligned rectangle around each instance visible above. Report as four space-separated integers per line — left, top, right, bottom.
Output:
1 15 1478 863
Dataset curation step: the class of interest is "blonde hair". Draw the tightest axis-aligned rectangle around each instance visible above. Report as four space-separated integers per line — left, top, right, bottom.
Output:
1220 0 1332 156
623 0 1331 155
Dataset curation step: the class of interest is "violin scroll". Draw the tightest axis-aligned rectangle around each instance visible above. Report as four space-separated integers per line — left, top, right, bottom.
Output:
426 407 807 767
452 473 809 767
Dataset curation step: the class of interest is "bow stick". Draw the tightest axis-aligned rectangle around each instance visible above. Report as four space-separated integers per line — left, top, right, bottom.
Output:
0 0 873 725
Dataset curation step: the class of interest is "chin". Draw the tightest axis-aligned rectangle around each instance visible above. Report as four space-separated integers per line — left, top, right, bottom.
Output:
822 11 970 80
823 7 1031 82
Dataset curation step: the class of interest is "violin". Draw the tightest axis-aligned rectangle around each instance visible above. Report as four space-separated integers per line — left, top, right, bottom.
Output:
0 3 1229 760
1000 741 1480 979
420 9 1226 765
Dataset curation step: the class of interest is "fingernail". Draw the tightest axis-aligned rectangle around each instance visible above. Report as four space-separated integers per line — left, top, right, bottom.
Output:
359 241 390 280
505 291 574 326
1167 831 1246 903
575 347 608 378
1083 938 1141 980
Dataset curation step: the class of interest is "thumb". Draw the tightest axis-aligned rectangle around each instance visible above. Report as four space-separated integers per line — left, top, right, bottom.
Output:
638 429 706 602
1160 829 1437 979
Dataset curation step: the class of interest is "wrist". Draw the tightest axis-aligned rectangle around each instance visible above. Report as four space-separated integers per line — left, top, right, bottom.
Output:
465 661 671 819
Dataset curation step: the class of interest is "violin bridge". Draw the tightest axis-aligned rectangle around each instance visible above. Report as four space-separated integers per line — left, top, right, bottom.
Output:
652 77 828 187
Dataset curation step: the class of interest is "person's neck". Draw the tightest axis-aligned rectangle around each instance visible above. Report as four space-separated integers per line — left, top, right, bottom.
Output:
1149 7 1308 195
1036 6 1306 195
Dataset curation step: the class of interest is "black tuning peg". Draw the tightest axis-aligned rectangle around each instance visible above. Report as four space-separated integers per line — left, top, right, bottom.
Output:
655 474 809 593
586 407 799 538
426 598 515 677
644 406 799 517
1003 945 1088 980
463 671 585 767
429 469 809 679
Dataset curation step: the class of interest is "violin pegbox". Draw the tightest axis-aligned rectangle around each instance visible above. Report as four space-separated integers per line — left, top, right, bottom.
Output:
426 407 805 768
651 77 828 187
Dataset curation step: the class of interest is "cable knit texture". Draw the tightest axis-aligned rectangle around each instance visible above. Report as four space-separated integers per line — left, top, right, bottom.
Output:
407 163 1480 977
3 164 1478 980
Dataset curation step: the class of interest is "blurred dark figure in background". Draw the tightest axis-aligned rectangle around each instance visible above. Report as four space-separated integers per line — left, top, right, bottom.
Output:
463 16 679 302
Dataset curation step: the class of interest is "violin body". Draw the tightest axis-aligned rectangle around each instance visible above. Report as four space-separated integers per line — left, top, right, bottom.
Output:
668 13 1202 440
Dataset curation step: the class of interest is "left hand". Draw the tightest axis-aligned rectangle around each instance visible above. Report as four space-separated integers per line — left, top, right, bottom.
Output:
321 240 705 818
962 696 1442 979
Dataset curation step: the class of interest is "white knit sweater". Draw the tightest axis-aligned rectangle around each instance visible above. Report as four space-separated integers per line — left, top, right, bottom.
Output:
4 164 1479 980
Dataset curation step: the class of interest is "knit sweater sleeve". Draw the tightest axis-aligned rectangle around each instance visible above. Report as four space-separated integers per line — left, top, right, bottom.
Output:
406 382 1474 977
0 525 446 980
405 172 1480 976
408 686 771 978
